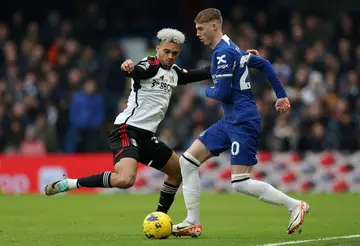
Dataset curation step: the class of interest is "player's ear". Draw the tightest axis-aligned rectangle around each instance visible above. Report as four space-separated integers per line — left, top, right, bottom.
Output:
156 45 160 53
212 22 217 30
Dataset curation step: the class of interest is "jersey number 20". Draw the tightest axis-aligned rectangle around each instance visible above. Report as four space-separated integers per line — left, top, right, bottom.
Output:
239 54 251 90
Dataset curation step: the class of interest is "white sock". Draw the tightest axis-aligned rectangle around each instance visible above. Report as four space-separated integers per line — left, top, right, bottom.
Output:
67 178 78 189
232 174 300 212
180 152 202 225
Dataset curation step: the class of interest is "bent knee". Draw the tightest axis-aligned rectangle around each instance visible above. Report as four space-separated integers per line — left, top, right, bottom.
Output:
180 152 201 169
231 173 251 193
112 174 136 189
122 176 136 189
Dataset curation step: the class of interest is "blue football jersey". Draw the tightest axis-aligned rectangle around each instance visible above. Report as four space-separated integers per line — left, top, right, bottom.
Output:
206 35 287 124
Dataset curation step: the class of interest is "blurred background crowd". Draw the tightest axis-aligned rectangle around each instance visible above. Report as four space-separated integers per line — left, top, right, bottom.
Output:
1 0 360 155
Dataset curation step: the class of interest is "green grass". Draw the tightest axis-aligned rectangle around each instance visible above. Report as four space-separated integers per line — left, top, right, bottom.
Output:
0 193 359 245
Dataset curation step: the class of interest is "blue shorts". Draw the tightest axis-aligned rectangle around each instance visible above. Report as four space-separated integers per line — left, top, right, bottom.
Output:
197 119 261 165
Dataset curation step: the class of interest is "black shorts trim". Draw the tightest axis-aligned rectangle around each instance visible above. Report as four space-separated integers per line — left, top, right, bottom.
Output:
113 147 139 164
109 124 173 169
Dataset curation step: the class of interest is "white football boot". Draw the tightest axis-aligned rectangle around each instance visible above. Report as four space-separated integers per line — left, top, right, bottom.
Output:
172 221 202 238
287 200 310 234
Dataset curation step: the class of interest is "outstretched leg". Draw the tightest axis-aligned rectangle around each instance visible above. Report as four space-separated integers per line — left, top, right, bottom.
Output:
231 165 310 234
45 157 139 195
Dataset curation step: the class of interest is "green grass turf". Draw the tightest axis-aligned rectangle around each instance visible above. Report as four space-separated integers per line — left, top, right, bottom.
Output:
0 193 359 245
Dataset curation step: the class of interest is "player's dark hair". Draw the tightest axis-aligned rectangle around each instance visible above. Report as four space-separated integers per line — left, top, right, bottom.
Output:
194 8 223 25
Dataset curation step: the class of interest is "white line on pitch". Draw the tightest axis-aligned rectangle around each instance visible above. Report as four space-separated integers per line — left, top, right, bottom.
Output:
258 234 360 246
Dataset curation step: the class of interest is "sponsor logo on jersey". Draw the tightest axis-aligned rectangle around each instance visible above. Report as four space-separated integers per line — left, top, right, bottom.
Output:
216 54 229 69
216 54 226 64
217 64 229 69
151 74 174 92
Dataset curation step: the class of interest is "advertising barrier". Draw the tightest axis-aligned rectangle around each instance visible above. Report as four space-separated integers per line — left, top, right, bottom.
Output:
1 151 360 194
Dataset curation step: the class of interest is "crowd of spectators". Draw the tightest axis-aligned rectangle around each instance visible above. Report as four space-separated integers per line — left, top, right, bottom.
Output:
1 2 360 155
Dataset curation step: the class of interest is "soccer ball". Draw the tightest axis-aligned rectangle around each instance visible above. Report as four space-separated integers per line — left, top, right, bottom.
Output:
142 212 172 239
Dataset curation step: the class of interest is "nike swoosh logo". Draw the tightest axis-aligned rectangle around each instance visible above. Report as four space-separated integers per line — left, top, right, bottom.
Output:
51 180 61 189
177 226 188 230
288 213 300 230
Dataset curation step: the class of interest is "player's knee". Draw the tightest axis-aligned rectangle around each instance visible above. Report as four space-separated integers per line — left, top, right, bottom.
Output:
231 173 251 194
112 173 136 189
122 175 136 188
180 152 201 171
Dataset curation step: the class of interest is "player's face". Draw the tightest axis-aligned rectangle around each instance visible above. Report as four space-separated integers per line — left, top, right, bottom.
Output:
156 41 180 68
195 22 215 47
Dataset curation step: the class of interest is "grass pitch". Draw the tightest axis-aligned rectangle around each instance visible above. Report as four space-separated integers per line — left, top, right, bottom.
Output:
1 193 359 245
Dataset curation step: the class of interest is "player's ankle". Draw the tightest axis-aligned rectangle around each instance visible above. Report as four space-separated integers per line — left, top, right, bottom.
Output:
287 200 301 212
67 178 78 189
185 218 200 225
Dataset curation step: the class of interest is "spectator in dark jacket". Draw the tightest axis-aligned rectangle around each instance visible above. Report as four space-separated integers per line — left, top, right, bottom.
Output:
66 78 104 152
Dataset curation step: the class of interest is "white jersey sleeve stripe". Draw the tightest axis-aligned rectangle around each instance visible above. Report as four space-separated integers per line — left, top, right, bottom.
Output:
215 74 233 78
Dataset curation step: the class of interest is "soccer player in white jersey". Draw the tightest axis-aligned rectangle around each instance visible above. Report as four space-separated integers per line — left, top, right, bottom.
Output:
172 8 310 238
44 28 213 214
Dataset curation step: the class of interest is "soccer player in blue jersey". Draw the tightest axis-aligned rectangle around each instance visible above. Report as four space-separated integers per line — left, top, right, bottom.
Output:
173 8 310 238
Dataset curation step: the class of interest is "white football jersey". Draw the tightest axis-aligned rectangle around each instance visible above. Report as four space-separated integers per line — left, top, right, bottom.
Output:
115 56 211 133
115 61 179 132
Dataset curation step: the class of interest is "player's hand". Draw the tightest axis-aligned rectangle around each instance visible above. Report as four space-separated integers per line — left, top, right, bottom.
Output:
121 59 135 73
275 97 291 113
246 49 260 56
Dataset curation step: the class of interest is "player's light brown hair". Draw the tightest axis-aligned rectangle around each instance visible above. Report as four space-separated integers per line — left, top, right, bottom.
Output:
194 8 223 25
